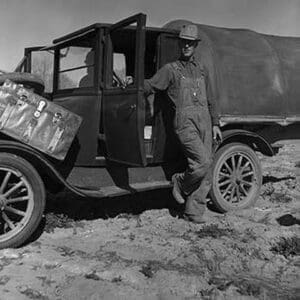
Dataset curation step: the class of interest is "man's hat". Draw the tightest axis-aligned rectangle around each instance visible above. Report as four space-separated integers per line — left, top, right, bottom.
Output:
179 24 200 41
85 50 94 64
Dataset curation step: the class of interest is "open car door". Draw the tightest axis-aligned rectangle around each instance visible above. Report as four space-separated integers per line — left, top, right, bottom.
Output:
102 13 146 166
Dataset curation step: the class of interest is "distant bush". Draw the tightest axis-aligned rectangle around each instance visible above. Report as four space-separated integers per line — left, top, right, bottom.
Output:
270 236 300 258
195 224 235 239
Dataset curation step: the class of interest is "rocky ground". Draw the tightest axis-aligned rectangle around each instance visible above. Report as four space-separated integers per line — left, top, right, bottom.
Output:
0 142 299 300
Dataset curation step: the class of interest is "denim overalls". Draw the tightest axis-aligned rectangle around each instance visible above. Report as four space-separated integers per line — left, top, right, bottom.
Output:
171 61 213 217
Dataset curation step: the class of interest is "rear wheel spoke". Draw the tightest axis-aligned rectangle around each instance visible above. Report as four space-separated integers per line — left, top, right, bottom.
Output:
241 171 254 178
236 155 243 170
4 206 26 217
219 179 232 187
229 185 236 202
219 171 230 178
222 183 234 197
240 179 253 187
240 184 248 196
231 155 236 172
224 161 232 173
240 161 250 172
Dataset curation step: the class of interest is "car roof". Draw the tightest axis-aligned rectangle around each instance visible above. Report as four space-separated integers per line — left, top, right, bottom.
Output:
53 23 178 44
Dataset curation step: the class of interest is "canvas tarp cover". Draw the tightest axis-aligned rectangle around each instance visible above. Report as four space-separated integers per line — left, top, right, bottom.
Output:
164 20 300 119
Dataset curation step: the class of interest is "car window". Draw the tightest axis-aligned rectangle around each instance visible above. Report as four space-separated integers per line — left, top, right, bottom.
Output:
112 53 126 86
107 27 136 88
31 51 54 93
58 46 94 90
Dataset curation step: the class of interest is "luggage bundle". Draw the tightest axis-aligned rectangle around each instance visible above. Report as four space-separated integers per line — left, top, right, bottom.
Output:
0 80 82 160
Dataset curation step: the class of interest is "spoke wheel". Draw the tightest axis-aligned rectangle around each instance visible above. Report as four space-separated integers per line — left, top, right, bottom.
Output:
0 153 45 249
210 143 262 212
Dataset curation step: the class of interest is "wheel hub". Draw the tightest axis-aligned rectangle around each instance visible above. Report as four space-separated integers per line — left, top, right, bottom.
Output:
231 171 241 184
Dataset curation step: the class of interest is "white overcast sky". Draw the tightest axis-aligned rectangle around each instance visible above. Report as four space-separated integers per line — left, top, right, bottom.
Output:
0 0 299 71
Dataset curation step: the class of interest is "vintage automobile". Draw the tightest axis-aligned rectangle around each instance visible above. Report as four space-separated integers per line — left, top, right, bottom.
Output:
0 13 299 248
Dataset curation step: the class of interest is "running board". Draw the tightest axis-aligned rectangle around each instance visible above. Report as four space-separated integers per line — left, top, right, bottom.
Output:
72 180 172 198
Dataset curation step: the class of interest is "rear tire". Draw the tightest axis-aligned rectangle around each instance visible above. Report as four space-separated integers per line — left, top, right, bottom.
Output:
0 153 45 249
210 143 262 213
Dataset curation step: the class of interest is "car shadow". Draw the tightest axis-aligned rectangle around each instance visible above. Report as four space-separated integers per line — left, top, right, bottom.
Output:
276 214 300 226
263 175 295 184
45 188 178 221
25 188 222 246
22 188 176 247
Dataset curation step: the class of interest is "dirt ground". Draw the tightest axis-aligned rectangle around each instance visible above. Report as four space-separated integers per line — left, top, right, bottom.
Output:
0 142 299 300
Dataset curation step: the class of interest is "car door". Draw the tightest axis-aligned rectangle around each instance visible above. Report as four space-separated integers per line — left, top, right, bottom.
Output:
102 13 146 166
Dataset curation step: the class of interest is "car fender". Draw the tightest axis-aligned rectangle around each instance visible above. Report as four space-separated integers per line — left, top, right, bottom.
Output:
0 139 85 196
216 129 274 156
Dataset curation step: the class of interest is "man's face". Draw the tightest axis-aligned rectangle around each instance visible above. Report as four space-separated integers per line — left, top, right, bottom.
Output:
179 39 198 59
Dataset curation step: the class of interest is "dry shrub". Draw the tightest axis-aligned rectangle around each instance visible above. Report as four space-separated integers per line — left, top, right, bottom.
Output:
44 213 83 233
208 277 262 297
269 192 293 203
18 286 49 300
139 261 160 278
270 236 300 258
195 224 235 239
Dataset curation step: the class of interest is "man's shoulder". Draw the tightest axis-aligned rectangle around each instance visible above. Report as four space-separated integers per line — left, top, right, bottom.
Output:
164 61 182 72
163 61 177 69
156 62 179 77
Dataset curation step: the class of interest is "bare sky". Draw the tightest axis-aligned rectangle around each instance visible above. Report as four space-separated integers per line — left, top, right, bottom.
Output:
0 0 299 71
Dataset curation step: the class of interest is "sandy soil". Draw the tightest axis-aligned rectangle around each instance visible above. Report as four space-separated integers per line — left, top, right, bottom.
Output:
0 142 299 300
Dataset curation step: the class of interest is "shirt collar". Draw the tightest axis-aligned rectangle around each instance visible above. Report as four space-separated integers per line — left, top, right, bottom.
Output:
178 56 197 67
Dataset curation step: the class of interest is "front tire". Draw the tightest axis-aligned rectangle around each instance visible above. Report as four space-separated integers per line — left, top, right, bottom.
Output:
210 143 262 213
0 153 45 249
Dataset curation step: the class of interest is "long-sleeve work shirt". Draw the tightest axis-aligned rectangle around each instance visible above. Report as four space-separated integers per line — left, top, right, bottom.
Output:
144 58 219 125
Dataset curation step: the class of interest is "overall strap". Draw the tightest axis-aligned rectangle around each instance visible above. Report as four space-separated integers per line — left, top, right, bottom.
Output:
170 61 185 79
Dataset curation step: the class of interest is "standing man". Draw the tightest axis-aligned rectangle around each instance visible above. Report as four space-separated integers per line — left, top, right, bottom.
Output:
144 24 222 223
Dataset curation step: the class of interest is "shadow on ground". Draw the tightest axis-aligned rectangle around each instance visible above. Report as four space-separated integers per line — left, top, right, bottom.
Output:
42 172 290 229
33 171 294 240
25 188 181 245
263 175 295 184
277 214 300 226
45 188 181 221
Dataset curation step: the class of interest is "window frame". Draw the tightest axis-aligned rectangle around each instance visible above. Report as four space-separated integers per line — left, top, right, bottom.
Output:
53 29 101 94
57 46 95 90
104 21 145 91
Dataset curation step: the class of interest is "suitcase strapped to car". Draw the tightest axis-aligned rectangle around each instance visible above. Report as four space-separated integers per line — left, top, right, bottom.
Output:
0 80 82 160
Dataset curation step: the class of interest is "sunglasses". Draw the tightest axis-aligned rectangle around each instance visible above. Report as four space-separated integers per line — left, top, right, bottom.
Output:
180 39 198 47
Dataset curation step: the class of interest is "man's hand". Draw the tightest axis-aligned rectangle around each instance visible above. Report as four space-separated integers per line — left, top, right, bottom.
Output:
212 125 222 143
124 76 133 86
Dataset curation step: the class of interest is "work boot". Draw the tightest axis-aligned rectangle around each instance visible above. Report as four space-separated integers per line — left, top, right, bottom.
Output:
171 174 185 204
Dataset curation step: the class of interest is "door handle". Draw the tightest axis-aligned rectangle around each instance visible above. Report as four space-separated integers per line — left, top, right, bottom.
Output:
118 103 136 119
129 104 136 111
